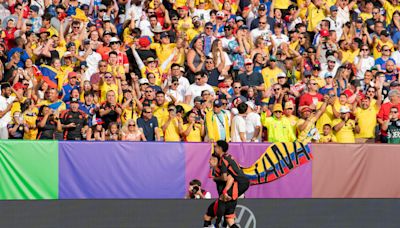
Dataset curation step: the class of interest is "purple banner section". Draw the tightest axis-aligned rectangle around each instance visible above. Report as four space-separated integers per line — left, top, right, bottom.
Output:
59 142 186 199
185 143 312 198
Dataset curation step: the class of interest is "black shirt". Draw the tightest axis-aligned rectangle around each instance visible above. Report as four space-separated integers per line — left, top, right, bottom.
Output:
137 116 159 141
237 71 264 87
61 110 87 140
37 116 57 140
220 153 249 184
99 103 121 128
206 68 221 87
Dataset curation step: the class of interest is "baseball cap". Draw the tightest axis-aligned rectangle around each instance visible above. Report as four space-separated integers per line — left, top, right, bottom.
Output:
160 32 169 39
70 97 80 103
272 104 283 112
277 72 286 78
192 16 200 23
381 30 390 36
110 37 120 43
356 17 363 23
320 29 330 37
13 82 27 90
304 70 312 76
66 42 75 49
258 4 266 10
139 78 149 85
68 72 77 78
138 36 151 48
300 106 312 113
270 55 277 61
340 106 351 113
244 58 253 65
213 99 223 107
236 16 245 22
99 4 107 10
216 11 224 18
327 55 336 62
103 31 115 37
30 5 39 12
324 72 333 78
284 101 294 109
194 96 204 103
145 57 156 63
330 5 338 11
178 6 189 11
83 39 91 45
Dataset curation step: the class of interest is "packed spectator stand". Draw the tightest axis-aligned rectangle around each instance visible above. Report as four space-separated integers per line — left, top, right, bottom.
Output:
1 0 400 144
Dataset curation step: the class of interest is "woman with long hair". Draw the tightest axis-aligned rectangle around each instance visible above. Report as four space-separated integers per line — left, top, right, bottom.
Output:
210 39 231 74
186 36 205 83
86 119 106 141
180 110 205 142
121 119 146 141
105 122 120 141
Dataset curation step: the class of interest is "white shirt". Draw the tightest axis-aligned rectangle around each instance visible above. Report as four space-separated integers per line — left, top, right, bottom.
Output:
207 51 232 67
271 34 289 49
166 88 183 103
191 9 211 23
324 16 343 41
231 115 246 142
0 95 15 128
354 56 375 79
178 76 190 100
250 27 272 43
221 36 236 50
337 6 350 25
185 83 215 105
80 51 102 81
245 112 262 142
391 51 400 67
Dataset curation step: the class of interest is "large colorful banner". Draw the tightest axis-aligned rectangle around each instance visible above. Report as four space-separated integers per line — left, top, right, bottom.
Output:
1 141 399 199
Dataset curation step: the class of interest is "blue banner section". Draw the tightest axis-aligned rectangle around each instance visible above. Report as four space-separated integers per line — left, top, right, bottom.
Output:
59 142 186 199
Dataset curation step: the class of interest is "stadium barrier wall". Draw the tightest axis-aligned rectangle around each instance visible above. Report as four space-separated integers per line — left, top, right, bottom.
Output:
0 141 399 199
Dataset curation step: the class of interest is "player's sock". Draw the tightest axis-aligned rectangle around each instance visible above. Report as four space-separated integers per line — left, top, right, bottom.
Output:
230 224 239 228
203 221 211 227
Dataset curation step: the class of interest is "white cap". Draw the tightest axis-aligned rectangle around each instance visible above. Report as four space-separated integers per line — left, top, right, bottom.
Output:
139 78 149 84
339 106 351 113
245 101 256 110
110 37 120 43
63 51 72 57
277 72 287 78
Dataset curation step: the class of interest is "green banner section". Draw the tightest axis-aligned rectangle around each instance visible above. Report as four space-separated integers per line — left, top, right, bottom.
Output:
0 140 58 199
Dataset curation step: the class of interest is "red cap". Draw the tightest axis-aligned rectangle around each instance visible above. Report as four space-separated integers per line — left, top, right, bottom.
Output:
218 82 229 88
13 82 27 90
178 6 189 11
138 37 151 48
68 72 78 78
42 76 58 89
320 29 330 37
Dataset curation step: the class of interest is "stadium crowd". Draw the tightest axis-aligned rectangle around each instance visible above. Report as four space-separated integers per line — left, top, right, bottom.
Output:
0 0 400 143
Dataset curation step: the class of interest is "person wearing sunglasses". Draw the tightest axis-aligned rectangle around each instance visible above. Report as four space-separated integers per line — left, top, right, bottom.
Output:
381 106 400 144
121 119 146 141
99 72 122 103
297 97 328 144
137 105 160 141
332 105 360 143
262 103 296 143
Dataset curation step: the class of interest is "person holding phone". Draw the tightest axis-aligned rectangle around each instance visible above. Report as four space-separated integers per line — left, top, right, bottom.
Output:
161 104 182 142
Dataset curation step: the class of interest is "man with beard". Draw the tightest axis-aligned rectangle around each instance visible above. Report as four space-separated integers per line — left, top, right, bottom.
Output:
186 16 203 43
355 97 380 143
0 83 15 139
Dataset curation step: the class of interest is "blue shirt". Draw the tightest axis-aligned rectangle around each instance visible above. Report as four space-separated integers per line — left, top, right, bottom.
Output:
79 103 96 127
8 47 29 68
62 84 80 102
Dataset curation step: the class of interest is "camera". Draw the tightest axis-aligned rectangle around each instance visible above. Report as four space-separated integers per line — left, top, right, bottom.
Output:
192 186 199 194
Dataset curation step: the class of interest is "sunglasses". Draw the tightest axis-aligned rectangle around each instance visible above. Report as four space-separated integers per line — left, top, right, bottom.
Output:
100 9 106 12
206 61 213 64
205 27 213 30
73 26 80 29
128 124 136 127
274 111 282 113
259 22 266 24
143 111 152 114
195 78 202 81
145 90 153 93
361 49 369 51
274 88 281 91
286 108 293 110
104 76 113 79
390 111 398 113
222 102 228 105
234 86 241 89
99 65 107 67
367 90 375 93
110 42 120 45
383 49 391 52
173 83 179 86
224 28 232 31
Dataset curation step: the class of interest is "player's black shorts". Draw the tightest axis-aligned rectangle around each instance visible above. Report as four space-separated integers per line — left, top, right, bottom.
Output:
206 199 237 218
